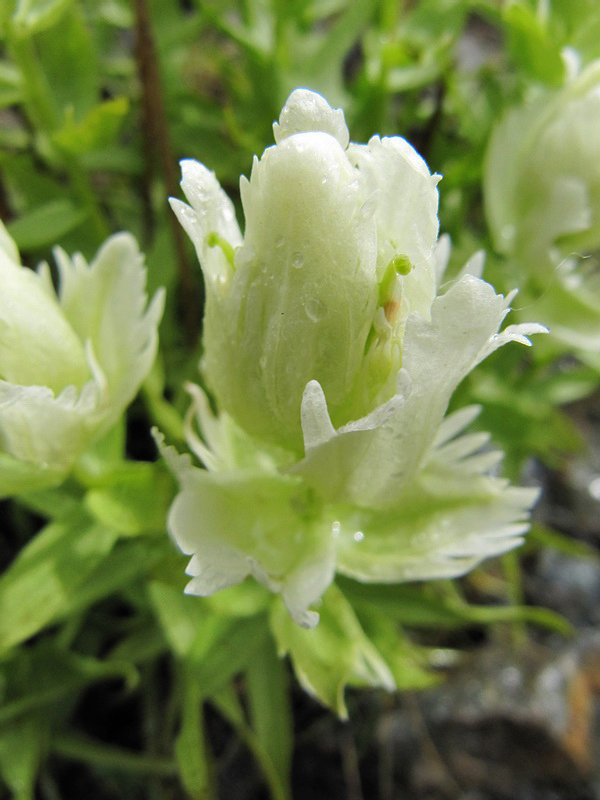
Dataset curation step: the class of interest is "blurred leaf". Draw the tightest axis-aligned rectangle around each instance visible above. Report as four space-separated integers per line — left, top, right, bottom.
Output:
192 615 269 696
211 683 290 800
503 2 564 85
148 581 208 659
32 4 98 122
175 671 212 800
528 523 600 563
7 199 87 250
339 577 572 635
0 511 119 653
246 635 292 796
339 579 475 627
51 730 177 776
0 640 138 726
0 61 21 107
351 604 441 691
83 462 174 536
10 0 73 37
53 96 129 155
0 712 49 800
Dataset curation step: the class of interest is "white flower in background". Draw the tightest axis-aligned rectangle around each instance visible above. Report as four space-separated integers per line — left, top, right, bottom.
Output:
0 224 164 496
484 59 600 358
163 89 545 628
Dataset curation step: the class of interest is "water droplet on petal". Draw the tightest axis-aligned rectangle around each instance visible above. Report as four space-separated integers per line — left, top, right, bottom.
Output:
354 530 364 542
305 297 327 322
332 521 341 537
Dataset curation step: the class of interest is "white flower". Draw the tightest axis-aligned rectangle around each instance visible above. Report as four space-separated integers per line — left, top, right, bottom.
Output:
170 88 440 453
0 224 164 495
484 61 600 359
485 60 600 264
163 90 545 628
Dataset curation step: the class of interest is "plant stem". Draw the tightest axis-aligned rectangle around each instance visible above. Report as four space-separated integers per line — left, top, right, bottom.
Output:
53 733 178 777
133 0 199 347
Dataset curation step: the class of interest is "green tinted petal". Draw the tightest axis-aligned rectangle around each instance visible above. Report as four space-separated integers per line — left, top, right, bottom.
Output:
55 233 164 432
160 436 336 628
292 276 542 509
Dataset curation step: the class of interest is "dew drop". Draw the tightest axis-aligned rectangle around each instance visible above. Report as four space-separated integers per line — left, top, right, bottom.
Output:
291 252 304 269
353 530 364 542
305 297 327 322
275 235 285 248
359 197 377 221
332 520 341 537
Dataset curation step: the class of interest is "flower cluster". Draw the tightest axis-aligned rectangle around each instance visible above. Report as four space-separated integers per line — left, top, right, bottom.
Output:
162 89 544 627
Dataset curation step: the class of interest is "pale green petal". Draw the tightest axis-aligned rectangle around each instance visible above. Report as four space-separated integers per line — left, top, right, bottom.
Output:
158 433 337 628
292 276 543 509
170 160 242 292
54 233 165 432
0 220 19 263
485 61 600 261
202 130 378 450
520 255 600 351
0 381 99 497
182 382 290 473
272 88 349 148
348 136 440 310
0 451 64 498
335 406 538 583
335 484 536 583
0 245 88 393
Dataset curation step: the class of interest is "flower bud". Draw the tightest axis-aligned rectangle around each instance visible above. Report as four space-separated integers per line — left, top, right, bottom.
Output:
171 89 440 452
0 225 164 496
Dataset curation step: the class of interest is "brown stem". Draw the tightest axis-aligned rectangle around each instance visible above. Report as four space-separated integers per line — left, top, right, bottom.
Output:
133 0 199 346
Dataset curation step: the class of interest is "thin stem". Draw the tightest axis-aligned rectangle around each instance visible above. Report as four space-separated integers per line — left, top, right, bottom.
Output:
133 0 199 346
53 732 177 777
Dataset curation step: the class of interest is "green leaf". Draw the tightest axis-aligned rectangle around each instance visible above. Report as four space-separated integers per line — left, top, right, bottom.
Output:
246 635 292 796
503 2 565 85
270 585 394 718
84 462 174 536
148 581 210 659
52 96 129 155
192 615 270 697
0 640 138 726
211 684 291 800
0 512 119 653
0 712 49 800
6 199 87 250
10 0 73 37
350 602 440 691
0 61 21 108
175 671 212 800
